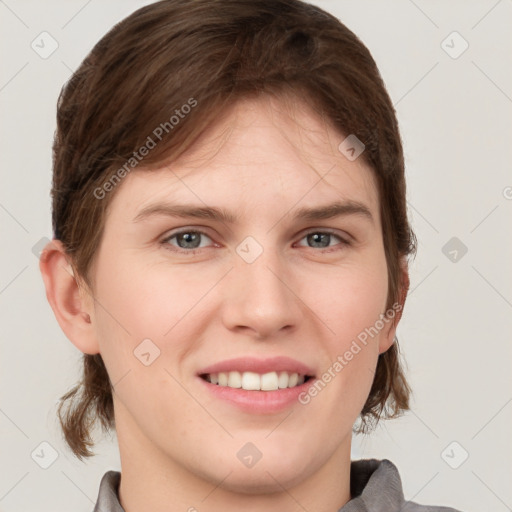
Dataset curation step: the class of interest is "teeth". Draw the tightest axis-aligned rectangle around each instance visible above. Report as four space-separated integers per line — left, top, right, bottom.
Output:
278 371 289 388
205 371 308 390
218 372 228 386
242 371 261 390
260 371 278 391
227 371 242 388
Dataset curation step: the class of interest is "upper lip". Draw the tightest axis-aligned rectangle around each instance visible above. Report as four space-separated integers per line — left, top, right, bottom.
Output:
198 356 315 376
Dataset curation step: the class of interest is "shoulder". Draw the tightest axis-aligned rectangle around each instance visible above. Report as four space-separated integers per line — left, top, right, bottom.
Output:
347 459 465 512
92 470 123 512
401 504 464 512
380 459 465 512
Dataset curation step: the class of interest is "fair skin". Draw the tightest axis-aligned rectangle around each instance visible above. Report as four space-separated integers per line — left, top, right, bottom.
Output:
40 94 407 512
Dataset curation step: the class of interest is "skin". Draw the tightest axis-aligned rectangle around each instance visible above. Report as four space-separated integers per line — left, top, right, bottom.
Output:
40 94 408 512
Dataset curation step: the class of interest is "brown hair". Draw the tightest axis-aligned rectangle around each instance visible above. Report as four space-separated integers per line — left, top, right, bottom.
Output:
51 0 416 460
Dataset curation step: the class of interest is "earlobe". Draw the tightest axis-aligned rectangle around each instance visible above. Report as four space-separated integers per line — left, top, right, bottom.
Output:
39 239 100 355
378 257 410 354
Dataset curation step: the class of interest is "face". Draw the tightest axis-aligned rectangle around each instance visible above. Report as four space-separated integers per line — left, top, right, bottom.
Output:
80 94 396 492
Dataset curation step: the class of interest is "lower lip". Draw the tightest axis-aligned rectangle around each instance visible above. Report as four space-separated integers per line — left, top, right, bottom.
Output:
197 376 316 413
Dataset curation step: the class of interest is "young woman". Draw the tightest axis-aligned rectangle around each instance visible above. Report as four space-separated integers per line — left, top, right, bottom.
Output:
39 0 463 510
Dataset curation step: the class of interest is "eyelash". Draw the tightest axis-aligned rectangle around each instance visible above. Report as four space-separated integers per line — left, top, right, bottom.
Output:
160 228 351 255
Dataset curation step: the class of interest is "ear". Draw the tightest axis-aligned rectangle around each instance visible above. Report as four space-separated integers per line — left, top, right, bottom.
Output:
39 238 100 355
378 256 410 355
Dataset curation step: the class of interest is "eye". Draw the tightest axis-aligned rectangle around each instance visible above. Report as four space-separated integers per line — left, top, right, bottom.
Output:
295 230 350 251
161 229 215 254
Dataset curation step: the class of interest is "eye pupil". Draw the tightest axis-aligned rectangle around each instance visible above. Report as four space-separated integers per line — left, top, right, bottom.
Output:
308 233 330 248
178 232 201 248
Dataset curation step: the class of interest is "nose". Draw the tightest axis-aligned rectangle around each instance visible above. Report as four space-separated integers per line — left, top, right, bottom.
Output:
221 243 302 339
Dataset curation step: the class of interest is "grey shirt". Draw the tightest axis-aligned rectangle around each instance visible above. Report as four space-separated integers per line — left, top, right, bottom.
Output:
92 458 463 511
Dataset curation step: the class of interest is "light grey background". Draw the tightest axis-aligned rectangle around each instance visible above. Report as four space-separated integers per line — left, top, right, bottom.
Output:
1 1 511 511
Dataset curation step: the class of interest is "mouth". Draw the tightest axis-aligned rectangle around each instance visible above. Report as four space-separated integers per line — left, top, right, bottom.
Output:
196 356 317 413
199 371 314 391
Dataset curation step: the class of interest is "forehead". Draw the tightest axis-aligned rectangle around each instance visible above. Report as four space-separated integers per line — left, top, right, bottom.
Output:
105 94 379 225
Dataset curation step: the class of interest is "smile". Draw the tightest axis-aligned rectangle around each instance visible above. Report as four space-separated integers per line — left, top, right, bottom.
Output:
200 371 313 391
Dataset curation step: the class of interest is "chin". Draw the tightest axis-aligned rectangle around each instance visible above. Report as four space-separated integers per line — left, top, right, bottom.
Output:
196 446 319 495
217 463 313 495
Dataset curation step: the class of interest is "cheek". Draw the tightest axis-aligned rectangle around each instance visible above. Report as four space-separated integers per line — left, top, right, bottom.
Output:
91 254 214 374
309 255 389 346
94 253 183 336
90 256 205 429
301 254 388 407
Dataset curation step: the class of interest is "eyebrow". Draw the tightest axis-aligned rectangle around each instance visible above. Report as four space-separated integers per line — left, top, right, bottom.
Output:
132 200 374 224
